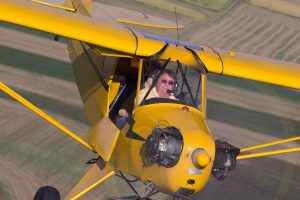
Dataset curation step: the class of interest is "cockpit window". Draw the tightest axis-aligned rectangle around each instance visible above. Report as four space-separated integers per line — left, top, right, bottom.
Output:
176 63 202 108
138 58 202 110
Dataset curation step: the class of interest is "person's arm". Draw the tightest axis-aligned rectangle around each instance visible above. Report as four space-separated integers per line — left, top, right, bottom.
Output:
137 88 147 106
144 77 153 89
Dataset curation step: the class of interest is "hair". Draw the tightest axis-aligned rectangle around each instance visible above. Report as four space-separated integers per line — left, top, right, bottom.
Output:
158 69 176 81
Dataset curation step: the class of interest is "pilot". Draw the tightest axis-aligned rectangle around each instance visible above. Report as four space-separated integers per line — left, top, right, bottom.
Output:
137 69 177 105
118 69 177 119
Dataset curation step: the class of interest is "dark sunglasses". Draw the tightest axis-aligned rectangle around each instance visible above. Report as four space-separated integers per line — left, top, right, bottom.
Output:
160 79 174 85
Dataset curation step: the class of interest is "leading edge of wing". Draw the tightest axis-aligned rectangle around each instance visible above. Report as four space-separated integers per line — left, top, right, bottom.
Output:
0 0 165 56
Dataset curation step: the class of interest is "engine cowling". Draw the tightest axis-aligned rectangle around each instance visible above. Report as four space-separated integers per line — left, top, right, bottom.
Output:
143 126 183 168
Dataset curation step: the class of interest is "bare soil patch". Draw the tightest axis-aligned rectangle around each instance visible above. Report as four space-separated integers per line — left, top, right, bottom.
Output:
190 1 300 63
0 157 38 200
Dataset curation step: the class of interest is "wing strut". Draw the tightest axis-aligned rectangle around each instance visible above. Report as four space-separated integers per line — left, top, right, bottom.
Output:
64 159 115 200
30 0 76 12
0 82 93 151
237 136 300 160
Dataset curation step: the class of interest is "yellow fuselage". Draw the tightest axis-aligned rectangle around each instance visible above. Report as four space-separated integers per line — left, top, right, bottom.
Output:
110 103 215 196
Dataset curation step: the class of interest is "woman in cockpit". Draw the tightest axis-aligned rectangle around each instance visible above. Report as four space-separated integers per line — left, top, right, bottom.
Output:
137 69 177 105
118 69 177 118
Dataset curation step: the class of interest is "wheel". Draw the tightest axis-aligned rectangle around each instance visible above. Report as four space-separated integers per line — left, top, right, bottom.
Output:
33 186 60 200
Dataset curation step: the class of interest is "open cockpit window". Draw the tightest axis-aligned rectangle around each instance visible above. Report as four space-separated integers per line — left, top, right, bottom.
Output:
176 63 202 108
138 57 203 110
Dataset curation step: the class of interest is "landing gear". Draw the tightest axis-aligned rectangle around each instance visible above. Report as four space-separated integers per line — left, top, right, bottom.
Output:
33 186 60 200
110 172 157 200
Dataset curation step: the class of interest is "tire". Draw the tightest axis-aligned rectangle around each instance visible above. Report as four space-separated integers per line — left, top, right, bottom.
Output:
33 186 60 200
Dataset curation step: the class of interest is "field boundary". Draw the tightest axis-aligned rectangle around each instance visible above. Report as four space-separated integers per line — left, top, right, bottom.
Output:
249 0 300 19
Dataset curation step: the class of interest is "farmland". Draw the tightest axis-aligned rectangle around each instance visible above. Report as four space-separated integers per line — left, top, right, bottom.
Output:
182 0 230 11
249 0 300 19
1 0 300 200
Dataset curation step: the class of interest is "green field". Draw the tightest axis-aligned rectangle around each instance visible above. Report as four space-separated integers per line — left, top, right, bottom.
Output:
181 0 231 11
1 0 300 199
136 0 206 20
0 181 13 200
208 74 300 103
250 0 300 19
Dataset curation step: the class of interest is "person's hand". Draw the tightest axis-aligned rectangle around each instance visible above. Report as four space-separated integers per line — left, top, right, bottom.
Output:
118 109 129 117
144 77 153 89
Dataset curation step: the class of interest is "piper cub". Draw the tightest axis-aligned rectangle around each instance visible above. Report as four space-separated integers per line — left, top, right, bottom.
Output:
1 0 300 199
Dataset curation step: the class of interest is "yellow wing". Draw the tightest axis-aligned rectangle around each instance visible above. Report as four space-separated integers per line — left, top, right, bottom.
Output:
1 0 300 90
0 0 165 56
195 48 300 90
220 50 300 90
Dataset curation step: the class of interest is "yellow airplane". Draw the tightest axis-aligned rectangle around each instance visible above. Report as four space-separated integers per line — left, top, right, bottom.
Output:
1 0 300 200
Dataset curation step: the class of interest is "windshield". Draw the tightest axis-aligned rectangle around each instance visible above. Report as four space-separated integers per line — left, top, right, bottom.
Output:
176 63 202 107
138 58 203 110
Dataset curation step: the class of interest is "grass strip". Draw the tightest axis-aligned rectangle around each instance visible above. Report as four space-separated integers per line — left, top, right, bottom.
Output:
0 133 89 184
208 74 300 103
0 45 74 82
192 156 300 199
181 0 230 11
136 0 205 21
0 180 14 200
0 85 88 124
250 0 300 19
207 99 300 138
